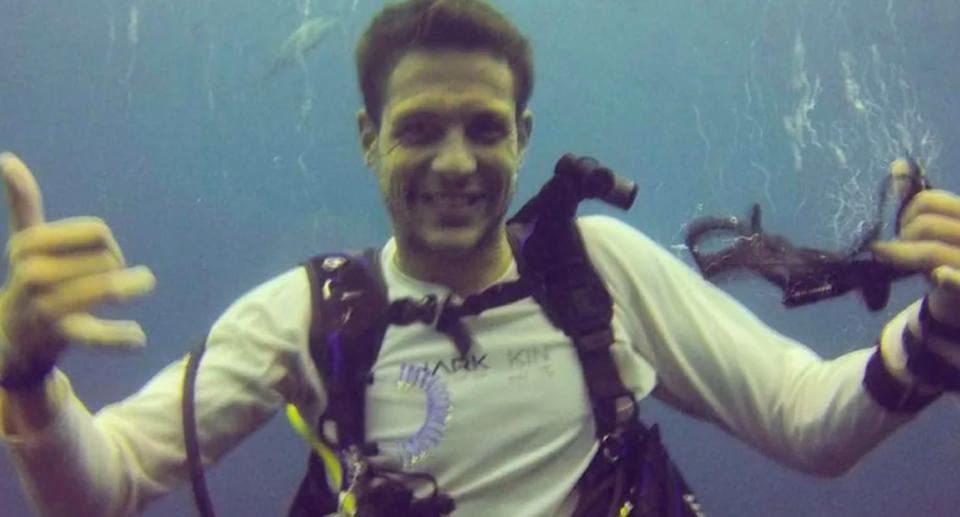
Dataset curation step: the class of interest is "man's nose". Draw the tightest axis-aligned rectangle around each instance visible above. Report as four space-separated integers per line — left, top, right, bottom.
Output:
431 129 477 177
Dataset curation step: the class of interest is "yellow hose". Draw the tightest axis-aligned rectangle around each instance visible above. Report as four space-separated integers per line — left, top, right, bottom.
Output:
285 403 344 492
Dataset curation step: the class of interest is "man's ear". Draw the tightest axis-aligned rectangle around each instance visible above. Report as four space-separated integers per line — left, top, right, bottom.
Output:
517 109 533 162
357 108 379 167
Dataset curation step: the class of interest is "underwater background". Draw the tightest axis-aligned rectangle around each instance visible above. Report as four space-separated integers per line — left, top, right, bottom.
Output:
2 0 959 515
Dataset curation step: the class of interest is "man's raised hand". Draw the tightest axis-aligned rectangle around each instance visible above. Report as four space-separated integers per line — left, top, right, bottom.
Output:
0 152 155 371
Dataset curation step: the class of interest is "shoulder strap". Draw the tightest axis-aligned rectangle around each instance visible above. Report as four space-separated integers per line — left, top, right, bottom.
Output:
503 154 639 439
304 248 388 450
288 249 388 516
507 216 636 439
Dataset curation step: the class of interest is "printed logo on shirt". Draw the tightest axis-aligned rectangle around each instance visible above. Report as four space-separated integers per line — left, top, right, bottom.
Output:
507 345 551 368
506 345 555 384
417 346 555 385
421 353 490 376
379 363 452 468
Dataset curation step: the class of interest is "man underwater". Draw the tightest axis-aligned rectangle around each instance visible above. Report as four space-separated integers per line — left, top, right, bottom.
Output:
2 0 960 515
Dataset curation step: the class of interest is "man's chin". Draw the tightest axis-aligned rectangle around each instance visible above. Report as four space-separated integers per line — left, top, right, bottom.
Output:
420 237 482 257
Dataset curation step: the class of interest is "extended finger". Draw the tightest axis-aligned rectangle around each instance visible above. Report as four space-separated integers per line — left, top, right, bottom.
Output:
8 216 125 267
33 266 155 318
10 251 124 293
0 152 45 235
898 213 960 247
872 241 960 273
899 190 960 231
57 313 147 348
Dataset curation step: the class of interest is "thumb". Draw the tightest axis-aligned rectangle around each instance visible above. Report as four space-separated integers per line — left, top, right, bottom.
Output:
0 152 45 235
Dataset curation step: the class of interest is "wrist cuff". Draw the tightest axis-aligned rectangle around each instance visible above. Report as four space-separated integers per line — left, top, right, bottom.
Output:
864 347 941 412
0 359 55 391
902 324 960 390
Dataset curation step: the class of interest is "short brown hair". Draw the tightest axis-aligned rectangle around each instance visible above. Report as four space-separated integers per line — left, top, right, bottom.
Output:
355 0 534 126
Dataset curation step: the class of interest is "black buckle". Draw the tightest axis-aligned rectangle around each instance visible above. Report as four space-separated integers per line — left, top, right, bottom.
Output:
419 293 456 328
600 428 634 463
597 396 638 463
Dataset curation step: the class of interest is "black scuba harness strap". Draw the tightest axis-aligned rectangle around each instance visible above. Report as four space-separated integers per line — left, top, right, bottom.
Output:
506 218 636 437
306 249 390 454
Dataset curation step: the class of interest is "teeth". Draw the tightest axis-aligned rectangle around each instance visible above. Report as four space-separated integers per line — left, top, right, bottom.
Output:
420 193 483 205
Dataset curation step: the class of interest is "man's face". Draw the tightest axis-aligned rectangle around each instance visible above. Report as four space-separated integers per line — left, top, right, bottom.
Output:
359 50 531 258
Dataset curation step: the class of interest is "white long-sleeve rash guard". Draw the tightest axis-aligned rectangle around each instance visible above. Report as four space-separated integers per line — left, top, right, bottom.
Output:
1 215 939 516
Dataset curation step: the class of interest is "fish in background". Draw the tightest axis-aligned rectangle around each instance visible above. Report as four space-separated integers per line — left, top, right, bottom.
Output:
263 16 339 80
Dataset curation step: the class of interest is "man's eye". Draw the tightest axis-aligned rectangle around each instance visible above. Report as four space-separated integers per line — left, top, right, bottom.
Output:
468 117 508 143
396 120 439 143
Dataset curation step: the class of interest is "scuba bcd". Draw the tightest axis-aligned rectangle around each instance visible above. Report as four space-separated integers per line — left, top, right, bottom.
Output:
180 153 705 517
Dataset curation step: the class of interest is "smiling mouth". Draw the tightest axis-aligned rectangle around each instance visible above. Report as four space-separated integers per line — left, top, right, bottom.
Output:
414 192 486 208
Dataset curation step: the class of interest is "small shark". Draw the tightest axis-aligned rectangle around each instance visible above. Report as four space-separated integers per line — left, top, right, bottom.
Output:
264 16 338 79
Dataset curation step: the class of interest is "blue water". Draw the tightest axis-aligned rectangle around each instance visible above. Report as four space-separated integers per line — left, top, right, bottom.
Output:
2 0 959 515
